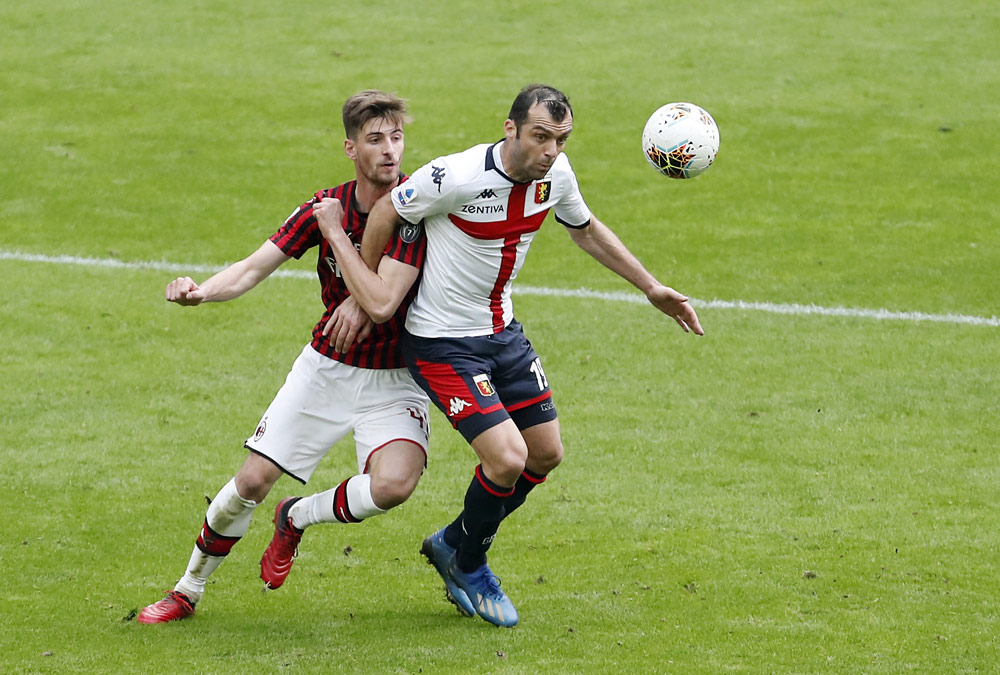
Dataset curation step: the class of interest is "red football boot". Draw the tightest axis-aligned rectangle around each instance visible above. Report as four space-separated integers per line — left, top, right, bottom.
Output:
137 590 196 624
260 497 303 590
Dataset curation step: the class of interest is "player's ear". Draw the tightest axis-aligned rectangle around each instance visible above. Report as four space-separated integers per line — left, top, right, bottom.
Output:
504 119 517 140
344 138 357 161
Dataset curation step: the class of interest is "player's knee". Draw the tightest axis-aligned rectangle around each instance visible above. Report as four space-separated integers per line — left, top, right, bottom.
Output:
233 473 272 503
491 446 529 486
532 439 563 474
370 472 419 510
234 455 281 503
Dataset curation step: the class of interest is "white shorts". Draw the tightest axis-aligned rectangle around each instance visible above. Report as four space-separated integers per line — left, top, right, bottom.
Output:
245 344 431 483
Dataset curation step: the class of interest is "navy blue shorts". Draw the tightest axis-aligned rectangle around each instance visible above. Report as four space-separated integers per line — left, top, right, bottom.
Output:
402 320 557 443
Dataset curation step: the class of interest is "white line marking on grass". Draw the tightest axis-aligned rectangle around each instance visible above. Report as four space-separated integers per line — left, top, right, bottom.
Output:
518 285 1000 327
3 249 998 328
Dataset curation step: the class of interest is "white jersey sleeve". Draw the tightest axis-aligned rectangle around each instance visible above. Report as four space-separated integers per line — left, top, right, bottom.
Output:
551 154 592 228
391 156 461 225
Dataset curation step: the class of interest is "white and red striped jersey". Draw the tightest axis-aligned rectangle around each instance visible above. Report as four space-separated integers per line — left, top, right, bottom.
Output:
391 141 591 338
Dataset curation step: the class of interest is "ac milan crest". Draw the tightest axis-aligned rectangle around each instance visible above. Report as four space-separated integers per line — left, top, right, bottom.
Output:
254 419 267 442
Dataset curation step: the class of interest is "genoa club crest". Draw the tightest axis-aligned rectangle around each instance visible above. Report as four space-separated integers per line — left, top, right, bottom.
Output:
534 181 551 204
473 374 496 397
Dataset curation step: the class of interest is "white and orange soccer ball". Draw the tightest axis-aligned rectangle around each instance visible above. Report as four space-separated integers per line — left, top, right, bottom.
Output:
641 102 720 179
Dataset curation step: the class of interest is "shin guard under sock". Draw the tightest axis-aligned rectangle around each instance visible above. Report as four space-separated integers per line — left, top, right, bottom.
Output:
444 468 547 549
288 474 386 528
455 465 514 573
175 478 258 603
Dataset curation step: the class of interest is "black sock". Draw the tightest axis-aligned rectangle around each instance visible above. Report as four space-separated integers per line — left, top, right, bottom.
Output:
501 468 547 519
455 466 513 572
444 468 548 549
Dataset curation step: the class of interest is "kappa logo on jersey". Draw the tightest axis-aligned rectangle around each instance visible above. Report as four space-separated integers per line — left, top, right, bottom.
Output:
254 419 267 442
460 186 505 215
534 181 551 204
431 165 445 192
399 221 422 243
449 397 472 416
473 374 496 397
396 186 416 207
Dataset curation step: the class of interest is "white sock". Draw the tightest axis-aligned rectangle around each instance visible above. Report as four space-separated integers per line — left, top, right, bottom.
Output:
289 474 386 528
174 478 258 603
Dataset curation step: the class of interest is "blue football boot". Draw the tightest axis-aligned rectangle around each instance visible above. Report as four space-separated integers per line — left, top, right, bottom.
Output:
420 528 475 617
447 559 519 627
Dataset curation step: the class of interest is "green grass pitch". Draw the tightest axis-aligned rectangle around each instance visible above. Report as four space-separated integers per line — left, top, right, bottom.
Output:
2 0 998 672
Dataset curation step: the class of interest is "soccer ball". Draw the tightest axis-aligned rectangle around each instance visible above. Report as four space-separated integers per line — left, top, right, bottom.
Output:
641 102 720 179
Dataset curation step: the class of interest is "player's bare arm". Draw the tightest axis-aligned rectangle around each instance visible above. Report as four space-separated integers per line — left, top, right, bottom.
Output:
567 216 704 335
165 241 289 306
359 193 405 271
314 197 420 324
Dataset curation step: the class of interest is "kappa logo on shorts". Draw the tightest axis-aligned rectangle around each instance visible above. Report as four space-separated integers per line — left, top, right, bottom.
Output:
449 397 472 416
473 374 496 397
253 419 267 442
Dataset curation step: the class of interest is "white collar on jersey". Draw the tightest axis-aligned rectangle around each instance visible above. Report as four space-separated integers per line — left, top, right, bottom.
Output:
486 140 522 185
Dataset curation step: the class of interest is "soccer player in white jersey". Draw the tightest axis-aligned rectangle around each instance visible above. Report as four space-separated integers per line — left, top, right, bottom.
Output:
136 91 437 624
341 84 704 627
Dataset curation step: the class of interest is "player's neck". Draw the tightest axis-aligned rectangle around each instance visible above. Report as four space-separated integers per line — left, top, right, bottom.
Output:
498 140 530 184
353 175 400 214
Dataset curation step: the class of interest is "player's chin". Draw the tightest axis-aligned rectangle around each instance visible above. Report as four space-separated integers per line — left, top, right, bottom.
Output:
370 167 398 186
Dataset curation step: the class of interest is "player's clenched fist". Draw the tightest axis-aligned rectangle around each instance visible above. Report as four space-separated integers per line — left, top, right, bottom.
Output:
313 198 345 241
165 276 206 305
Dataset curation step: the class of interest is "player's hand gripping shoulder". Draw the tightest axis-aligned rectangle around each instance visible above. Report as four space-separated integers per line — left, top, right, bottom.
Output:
322 295 374 354
645 284 704 335
165 277 206 305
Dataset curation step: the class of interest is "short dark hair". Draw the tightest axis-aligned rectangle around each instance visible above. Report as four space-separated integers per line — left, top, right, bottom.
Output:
342 90 411 140
507 84 573 129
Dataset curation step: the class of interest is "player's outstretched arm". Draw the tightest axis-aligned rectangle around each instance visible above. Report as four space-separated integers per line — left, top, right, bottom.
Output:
359 193 404 271
314 197 419 323
164 241 288 305
567 216 704 335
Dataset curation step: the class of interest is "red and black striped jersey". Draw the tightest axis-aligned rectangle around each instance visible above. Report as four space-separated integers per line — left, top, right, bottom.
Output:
269 178 425 369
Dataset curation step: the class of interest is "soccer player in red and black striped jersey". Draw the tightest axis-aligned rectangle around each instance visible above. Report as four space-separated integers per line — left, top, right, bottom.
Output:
138 91 434 624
